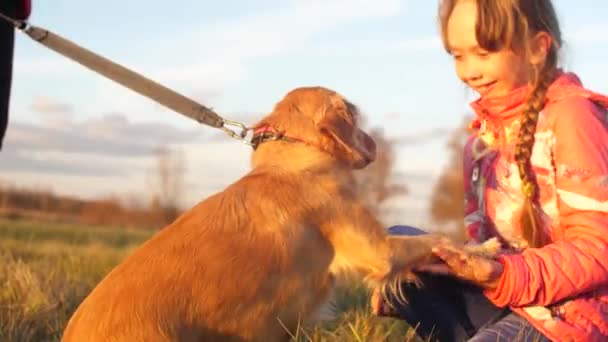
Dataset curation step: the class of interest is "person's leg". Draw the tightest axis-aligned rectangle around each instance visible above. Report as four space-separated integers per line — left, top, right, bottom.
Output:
468 313 550 342
0 1 17 150
379 226 510 342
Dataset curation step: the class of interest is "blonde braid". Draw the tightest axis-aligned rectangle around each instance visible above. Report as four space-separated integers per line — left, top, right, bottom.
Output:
514 57 557 248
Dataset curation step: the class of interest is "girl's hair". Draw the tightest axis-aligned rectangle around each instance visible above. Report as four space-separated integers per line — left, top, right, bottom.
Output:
438 0 562 248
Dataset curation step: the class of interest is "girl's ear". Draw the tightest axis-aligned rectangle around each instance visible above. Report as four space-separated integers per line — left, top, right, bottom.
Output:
529 31 553 66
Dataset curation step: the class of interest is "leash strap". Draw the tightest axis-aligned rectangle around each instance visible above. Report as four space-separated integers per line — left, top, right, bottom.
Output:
0 13 253 144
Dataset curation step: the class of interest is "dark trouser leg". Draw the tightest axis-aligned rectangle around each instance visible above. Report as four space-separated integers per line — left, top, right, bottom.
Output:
468 313 550 342
382 226 509 341
383 272 508 342
0 2 17 150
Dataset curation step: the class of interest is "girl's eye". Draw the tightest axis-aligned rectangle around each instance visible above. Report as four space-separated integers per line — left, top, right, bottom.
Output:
452 54 463 61
476 50 491 58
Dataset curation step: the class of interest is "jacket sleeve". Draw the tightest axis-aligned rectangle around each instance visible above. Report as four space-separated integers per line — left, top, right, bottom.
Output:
463 134 484 242
485 97 608 307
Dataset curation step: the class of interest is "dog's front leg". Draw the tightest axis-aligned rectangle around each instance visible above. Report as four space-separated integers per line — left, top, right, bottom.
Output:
322 203 430 284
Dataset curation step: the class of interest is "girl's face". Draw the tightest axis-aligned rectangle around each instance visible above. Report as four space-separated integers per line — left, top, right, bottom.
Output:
446 0 533 99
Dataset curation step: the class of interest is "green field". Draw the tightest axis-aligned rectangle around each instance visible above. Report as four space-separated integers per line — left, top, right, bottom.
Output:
0 219 418 342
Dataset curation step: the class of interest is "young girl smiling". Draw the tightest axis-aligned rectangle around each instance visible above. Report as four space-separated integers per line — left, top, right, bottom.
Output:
374 1 608 341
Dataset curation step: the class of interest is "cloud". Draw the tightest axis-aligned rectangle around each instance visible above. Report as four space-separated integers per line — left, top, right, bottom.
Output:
2 94 254 199
28 96 76 129
94 61 247 117
1 134 252 206
14 0 409 126
96 0 406 112
1 149 132 177
1 102 252 205
6 97 206 159
1 94 449 220
30 96 74 114
178 0 405 60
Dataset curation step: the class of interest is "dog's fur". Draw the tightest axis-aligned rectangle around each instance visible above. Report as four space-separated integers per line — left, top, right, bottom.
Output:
61 87 473 342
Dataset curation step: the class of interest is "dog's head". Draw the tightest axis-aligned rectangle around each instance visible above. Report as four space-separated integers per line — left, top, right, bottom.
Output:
253 87 376 169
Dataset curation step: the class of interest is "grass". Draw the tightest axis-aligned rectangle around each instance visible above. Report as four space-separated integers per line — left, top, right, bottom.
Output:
0 219 152 341
0 218 419 342
288 282 420 342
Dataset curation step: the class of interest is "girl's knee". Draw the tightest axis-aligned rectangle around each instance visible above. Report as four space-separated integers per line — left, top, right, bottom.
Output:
387 225 428 236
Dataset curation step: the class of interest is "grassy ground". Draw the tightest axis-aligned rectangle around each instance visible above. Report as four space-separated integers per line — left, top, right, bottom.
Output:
0 218 420 342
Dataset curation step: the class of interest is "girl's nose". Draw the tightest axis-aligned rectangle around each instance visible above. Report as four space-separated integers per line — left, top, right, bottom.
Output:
460 62 482 83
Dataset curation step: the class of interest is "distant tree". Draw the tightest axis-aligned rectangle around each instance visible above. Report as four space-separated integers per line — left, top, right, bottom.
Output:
354 127 408 219
429 116 472 239
152 146 186 223
80 196 124 226
0 181 10 209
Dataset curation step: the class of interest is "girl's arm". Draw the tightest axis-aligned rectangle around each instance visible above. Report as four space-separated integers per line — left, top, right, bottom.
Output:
485 96 608 307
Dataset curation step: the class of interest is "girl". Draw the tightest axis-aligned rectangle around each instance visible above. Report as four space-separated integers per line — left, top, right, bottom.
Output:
373 1 608 341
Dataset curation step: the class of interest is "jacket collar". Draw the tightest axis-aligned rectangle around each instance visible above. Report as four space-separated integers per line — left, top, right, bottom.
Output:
468 70 608 131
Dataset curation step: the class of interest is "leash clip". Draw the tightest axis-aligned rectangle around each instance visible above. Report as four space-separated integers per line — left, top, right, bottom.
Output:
221 119 253 146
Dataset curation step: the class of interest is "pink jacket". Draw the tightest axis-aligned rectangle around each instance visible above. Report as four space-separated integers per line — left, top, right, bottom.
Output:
463 72 608 342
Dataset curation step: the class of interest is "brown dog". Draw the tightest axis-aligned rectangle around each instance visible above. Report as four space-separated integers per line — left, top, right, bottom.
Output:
61 86 452 342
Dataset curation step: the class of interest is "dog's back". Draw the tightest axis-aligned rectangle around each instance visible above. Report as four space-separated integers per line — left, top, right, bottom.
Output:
62 146 360 341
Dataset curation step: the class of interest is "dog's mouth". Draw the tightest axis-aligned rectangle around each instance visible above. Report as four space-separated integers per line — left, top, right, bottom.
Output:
355 131 376 168
352 156 373 169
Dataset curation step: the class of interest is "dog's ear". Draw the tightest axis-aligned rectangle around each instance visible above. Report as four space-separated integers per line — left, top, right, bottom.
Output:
315 95 376 169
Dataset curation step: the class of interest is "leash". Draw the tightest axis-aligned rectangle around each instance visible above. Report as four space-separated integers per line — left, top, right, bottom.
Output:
0 12 253 146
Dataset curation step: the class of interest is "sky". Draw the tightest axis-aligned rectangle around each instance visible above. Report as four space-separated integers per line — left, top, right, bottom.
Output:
2 0 607 228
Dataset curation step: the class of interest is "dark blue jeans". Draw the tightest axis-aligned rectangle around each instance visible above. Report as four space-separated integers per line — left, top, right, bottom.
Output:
383 225 550 342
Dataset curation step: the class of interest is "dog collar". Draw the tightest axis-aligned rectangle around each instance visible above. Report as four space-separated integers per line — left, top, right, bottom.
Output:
250 126 303 150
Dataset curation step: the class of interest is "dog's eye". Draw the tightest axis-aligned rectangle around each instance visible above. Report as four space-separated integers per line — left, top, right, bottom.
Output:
345 101 360 123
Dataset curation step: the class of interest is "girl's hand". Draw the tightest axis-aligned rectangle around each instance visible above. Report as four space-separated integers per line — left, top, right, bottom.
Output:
416 243 504 289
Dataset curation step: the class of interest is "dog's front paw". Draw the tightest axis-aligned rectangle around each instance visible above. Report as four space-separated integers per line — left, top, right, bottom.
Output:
463 237 502 258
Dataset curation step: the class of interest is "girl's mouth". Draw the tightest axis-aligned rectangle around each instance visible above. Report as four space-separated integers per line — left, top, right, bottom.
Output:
477 81 496 96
